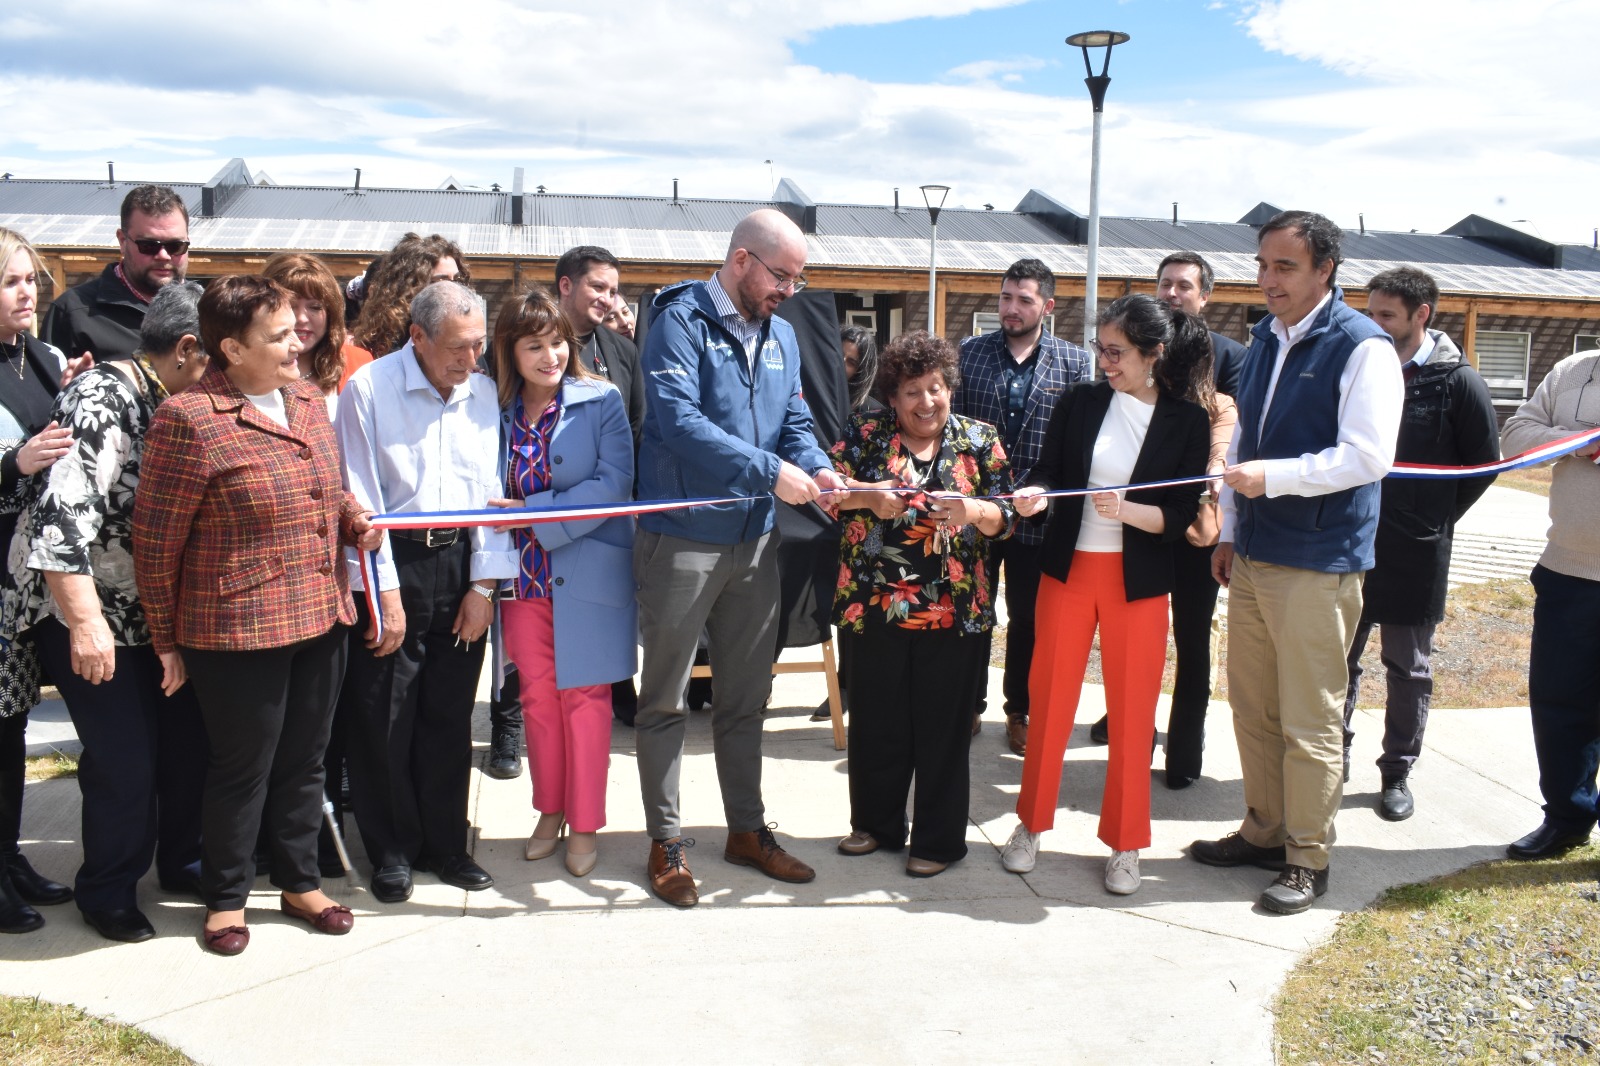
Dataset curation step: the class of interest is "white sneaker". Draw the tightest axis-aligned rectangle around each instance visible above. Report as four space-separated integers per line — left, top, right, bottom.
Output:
1000 824 1040 873
1105 849 1141 895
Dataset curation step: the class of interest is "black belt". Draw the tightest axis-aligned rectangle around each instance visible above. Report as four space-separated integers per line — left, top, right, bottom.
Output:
391 527 461 549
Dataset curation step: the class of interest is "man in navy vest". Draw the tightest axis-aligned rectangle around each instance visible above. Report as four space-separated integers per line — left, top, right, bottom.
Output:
1190 211 1402 914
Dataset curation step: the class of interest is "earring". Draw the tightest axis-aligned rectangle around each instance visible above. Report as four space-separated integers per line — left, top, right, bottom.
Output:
176 358 185 368
1145 372 1154 388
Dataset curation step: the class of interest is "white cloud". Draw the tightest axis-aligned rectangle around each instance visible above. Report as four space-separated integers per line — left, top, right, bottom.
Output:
0 0 1593 246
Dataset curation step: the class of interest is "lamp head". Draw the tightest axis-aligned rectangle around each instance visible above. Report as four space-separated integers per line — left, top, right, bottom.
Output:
920 183 951 226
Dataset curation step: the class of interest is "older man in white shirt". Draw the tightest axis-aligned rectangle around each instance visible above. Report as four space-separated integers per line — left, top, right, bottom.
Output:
336 281 515 904
1191 210 1402 915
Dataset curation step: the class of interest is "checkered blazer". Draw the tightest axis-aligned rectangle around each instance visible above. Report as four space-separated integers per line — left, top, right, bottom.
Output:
133 368 363 655
955 330 1092 544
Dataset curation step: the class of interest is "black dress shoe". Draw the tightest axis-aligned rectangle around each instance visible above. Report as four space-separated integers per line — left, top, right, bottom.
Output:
1089 714 1109 744
158 872 205 900
1379 775 1414 822
82 907 156 943
370 864 414 903
1507 822 1592 860
1164 770 1197 790
6 854 73 906
1189 832 1287 871
0 872 43 934
420 854 494 891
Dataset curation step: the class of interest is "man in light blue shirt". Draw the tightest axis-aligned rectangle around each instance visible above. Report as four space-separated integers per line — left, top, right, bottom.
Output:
336 281 515 904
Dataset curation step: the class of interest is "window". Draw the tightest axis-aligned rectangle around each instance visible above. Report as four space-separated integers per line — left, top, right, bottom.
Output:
1577 333 1600 354
845 311 875 330
972 312 1056 337
1475 330 1531 403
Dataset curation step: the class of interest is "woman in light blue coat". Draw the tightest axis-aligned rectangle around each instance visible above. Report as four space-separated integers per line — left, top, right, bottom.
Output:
490 289 635 877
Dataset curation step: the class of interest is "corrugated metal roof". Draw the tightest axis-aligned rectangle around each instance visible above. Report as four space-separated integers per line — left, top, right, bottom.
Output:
2 177 1596 301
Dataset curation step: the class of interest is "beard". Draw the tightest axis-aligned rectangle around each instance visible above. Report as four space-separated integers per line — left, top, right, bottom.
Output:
126 260 186 295
1001 318 1039 339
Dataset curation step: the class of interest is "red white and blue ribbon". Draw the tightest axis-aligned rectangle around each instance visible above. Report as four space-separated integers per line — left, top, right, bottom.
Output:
354 426 1600 635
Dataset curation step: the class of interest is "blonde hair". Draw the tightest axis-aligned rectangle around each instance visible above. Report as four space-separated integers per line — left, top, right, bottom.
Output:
0 227 54 290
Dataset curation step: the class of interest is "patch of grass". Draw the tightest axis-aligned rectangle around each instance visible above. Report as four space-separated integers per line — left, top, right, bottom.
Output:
1497 465 1552 497
1275 847 1600 1066
0 996 194 1065
24 751 77 781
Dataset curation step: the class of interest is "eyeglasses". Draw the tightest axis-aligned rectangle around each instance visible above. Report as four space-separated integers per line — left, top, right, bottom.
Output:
748 251 807 294
1090 339 1134 364
128 237 190 257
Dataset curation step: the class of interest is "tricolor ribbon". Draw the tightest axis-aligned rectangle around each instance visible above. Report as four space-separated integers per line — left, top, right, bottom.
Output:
354 426 1600 637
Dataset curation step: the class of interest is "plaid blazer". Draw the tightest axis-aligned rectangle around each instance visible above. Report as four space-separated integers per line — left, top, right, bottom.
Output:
955 330 1092 544
133 367 363 654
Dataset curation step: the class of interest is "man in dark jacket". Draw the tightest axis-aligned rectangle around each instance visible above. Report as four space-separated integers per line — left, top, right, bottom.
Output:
632 209 844 908
1343 267 1499 820
42 185 190 365
556 245 646 438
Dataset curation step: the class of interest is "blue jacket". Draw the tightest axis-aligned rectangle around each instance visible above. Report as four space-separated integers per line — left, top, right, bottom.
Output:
636 280 831 544
1234 289 1387 574
496 378 637 690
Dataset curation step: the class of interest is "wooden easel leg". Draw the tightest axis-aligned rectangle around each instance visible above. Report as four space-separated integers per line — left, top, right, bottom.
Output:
823 635 845 751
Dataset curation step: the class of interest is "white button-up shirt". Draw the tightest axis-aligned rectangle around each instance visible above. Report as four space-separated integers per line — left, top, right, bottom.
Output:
1220 291 1403 541
337 341 516 591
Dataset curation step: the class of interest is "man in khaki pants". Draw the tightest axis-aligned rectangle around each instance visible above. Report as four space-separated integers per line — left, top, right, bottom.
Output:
1192 211 1402 914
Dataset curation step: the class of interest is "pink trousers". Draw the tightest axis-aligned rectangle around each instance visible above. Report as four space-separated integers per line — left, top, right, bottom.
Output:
501 598 612 833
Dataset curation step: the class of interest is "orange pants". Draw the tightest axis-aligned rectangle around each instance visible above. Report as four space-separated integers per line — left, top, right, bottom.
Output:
1017 551 1168 850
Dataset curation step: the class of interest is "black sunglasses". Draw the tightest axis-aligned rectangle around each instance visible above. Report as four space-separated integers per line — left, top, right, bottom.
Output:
128 237 191 257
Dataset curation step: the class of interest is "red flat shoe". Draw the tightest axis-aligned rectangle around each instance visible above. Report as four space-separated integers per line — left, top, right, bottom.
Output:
201 923 249 956
280 895 354 935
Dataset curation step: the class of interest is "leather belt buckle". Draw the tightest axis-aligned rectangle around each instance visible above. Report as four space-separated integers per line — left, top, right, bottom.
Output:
424 527 459 549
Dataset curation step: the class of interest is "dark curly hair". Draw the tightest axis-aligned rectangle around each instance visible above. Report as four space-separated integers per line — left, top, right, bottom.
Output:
874 329 960 402
1098 293 1214 407
353 232 471 355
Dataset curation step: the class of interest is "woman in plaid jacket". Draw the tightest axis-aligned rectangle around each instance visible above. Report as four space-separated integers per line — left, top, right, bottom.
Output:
133 275 380 956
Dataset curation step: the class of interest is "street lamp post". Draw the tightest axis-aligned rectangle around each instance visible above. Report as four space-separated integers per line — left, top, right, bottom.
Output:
1065 30 1129 349
920 183 950 336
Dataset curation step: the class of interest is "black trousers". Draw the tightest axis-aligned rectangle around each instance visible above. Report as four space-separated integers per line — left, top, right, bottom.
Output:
844 618 984 863
1528 565 1600 833
0 711 25 857
342 538 485 868
33 619 206 911
490 668 522 741
1165 538 1222 779
975 539 1041 721
182 625 347 911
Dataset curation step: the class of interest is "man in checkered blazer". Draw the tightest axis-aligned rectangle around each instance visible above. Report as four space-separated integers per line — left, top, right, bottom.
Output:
955 259 1092 755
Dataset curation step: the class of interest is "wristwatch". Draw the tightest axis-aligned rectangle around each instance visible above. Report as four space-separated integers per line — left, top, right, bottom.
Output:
469 583 496 602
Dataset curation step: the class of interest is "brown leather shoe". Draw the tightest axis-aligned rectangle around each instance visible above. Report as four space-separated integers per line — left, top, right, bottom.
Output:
647 838 698 908
724 824 815 883
280 895 354 935
1006 717 1027 756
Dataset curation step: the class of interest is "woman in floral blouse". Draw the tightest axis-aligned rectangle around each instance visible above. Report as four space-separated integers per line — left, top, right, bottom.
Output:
9 281 211 943
828 330 1015 877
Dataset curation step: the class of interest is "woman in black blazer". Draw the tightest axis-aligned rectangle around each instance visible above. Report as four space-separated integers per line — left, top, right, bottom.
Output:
998 295 1212 895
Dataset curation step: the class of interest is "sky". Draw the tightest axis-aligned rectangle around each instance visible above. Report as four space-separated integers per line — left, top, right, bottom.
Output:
2 0 1595 245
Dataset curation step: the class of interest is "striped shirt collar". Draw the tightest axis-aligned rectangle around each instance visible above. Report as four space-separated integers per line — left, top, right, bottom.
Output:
706 272 763 364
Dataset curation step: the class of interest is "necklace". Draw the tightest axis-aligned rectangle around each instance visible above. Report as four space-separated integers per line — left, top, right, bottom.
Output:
134 353 170 402
2 339 23 380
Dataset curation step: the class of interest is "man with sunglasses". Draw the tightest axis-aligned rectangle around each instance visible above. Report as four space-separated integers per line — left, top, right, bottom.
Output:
632 208 845 908
1343 267 1498 822
42 185 190 365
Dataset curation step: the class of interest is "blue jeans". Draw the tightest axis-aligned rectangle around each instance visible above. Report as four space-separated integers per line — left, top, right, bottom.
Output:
1528 565 1600 832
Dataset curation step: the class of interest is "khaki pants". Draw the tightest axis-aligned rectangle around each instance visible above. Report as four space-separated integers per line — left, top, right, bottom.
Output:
1226 554 1363 871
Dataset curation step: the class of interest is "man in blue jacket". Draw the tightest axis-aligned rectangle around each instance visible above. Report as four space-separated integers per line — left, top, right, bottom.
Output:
1192 211 1402 914
633 209 845 908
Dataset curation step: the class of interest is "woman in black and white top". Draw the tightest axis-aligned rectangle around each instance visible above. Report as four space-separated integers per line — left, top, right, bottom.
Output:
9 280 210 943
0 227 75 935
998 294 1212 896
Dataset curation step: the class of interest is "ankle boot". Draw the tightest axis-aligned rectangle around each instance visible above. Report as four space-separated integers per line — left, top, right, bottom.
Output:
0 868 43 934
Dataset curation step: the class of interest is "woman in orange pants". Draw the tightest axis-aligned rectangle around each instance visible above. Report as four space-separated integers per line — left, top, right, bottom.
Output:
1000 295 1212 894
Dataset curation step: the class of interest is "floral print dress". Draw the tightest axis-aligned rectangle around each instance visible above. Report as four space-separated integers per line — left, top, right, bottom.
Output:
830 411 1017 636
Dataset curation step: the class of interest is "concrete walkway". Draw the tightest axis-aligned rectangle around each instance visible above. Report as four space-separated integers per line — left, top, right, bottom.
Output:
0 487 1558 1066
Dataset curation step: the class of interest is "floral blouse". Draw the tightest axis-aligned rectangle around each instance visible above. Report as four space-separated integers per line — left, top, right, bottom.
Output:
7 364 156 646
830 411 1016 635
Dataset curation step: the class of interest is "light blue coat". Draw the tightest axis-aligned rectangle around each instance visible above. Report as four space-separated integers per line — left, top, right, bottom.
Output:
497 377 636 690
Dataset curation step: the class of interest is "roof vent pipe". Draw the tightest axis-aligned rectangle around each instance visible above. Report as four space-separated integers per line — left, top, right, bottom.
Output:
894 187 900 213
1172 202 1178 225
1359 213 1365 236
353 168 362 191
107 161 114 184
1593 228 1597 250
672 179 679 203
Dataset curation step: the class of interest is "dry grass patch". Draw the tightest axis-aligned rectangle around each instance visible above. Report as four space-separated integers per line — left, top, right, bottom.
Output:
1496 465 1552 498
1276 848 1600 1065
0 997 193 1065
24 751 78 781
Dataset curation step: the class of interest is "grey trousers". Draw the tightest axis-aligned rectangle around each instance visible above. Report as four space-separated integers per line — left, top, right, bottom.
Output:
1342 620 1435 776
633 529 779 841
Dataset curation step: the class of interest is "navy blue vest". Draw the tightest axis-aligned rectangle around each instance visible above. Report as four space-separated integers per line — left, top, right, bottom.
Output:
1235 289 1387 573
